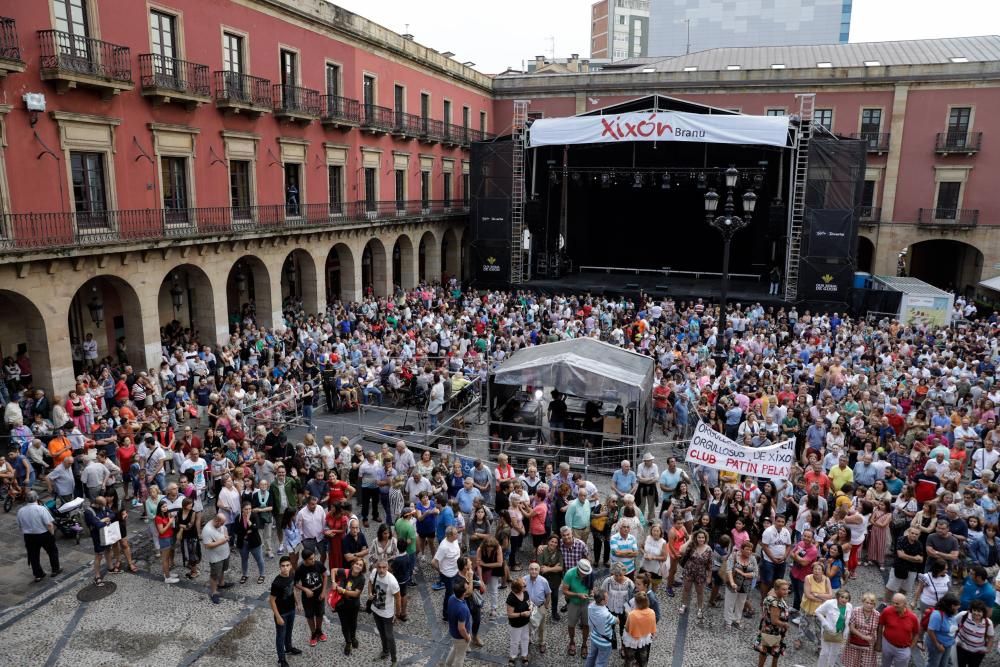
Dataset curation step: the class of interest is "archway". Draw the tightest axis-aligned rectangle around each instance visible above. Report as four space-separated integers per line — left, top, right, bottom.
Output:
157 265 217 345
392 234 415 290
325 243 357 304
442 228 461 281
0 290 52 395
225 256 272 330
361 238 388 298
280 249 319 314
69 276 144 374
418 230 440 284
856 236 875 273
907 239 984 294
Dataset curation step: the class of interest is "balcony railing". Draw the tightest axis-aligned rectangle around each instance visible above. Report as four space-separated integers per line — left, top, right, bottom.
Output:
858 206 881 222
935 131 983 154
361 104 395 132
851 131 891 153
38 29 132 85
139 54 210 99
917 207 979 226
419 117 445 142
0 200 468 252
273 84 321 118
321 95 361 126
213 70 271 110
0 17 23 64
392 110 424 137
467 128 495 142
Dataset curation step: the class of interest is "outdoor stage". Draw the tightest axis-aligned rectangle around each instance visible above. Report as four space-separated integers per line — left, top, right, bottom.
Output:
525 268 780 303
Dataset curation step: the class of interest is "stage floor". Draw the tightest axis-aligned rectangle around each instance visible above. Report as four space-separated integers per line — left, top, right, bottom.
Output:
525 270 785 304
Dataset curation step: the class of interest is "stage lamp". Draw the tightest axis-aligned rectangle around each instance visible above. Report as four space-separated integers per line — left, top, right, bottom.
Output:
704 189 720 213
87 287 104 327
743 191 758 214
632 172 644 188
170 280 184 312
753 172 765 189
600 173 611 188
725 166 739 188
661 173 671 190
549 171 560 185
697 172 707 189
534 389 544 400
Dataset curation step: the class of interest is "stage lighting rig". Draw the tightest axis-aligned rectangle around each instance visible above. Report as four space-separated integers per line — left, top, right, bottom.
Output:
632 172 644 188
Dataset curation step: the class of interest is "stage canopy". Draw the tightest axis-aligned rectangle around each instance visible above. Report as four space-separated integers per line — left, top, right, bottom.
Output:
492 338 655 406
528 108 789 148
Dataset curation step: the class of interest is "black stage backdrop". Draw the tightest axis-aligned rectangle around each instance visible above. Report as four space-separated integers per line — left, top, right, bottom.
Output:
470 141 514 286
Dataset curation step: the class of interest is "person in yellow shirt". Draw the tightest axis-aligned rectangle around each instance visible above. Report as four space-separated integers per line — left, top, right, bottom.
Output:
828 455 854 492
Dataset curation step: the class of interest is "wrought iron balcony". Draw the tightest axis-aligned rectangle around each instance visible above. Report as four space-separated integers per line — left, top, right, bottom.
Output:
0 200 468 253
850 132 891 154
935 131 982 154
0 17 25 77
917 207 979 226
361 104 395 133
273 84 321 122
391 111 423 138
38 29 133 95
419 117 444 144
321 95 360 129
467 128 495 143
858 206 881 223
139 54 210 107
441 123 463 146
213 71 272 115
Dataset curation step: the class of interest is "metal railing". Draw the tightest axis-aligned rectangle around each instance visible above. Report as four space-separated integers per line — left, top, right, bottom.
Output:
322 95 361 124
935 131 983 152
917 207 979 225
272 84 321 116
850 131 890 152
393 110 424 136
38 29 132 83
0 200 468 251
139 53 210 97
859 205 881 222
213 70 271 108
361 103 395 131
0 17 22 63
420 117 445 141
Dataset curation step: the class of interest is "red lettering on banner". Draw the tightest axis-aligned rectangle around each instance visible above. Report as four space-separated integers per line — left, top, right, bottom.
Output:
637 120 654 137
656 123 673 136
600 117 617 138
690 449 716 465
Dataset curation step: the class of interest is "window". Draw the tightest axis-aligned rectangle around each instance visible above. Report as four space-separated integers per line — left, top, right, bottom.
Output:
364 167 377 212
860 108 882 147
161 156 189 223
70 151 107 229
443 100 451 124
462 173 470 205
816 61 833 68
766 109 786 116
936 181 961 217
222 32 245 97
53 0 90 61
327 165 343 215
279 49 297 108
362 74 375 109
479 111 486 135
230 160 252 218
420 170 430 209
949 56 969 63
284 163 301 216
814 109 833 131
394 84 404 114
947 107 972 146
771 64 786 69
726 65 741 71
861 180 875 208
325 63 340 98
462 106 470 130
863 60 880 67
149 10 177 80
394 169 405 209
443 173 452 205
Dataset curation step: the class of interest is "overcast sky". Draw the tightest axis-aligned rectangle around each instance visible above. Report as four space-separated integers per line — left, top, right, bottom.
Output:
331 0 1000 73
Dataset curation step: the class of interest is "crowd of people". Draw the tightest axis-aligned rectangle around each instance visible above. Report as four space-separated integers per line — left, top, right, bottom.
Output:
5 283 1000 667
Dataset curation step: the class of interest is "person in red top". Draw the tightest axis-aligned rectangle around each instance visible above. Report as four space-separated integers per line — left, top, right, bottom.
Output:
652 379 671 434
324 503 349 570
886 410 906 437
803 463 832 498
113 377 130 406
326 469 355 506
117 436 138 503
877 593 920 666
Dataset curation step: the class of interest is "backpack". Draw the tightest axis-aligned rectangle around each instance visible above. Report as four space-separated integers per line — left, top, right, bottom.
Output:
920 608 937 633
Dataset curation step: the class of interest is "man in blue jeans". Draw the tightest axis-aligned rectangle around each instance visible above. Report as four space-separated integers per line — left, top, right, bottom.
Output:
585 589 617 667
269 556 302 667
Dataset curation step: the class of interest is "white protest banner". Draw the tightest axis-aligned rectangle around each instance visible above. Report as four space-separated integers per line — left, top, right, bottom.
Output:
528 111 789 148
685 421 795 480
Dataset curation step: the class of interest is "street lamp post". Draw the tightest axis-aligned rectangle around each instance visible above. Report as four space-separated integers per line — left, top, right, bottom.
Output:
704 166 757 368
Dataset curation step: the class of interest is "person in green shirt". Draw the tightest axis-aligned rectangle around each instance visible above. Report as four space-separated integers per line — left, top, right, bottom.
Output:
561 559 593 655
395 505 417 589
565 487 592 543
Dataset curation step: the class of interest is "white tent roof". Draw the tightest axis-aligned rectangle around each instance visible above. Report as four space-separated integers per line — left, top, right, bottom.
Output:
492 338 654 406
979 275 1000 292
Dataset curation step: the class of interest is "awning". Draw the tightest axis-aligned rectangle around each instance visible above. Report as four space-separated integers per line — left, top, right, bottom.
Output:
979 275 1000 292
492 338 654 406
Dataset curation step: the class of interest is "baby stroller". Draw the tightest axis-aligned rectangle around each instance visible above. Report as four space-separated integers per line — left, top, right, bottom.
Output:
44 496 84 544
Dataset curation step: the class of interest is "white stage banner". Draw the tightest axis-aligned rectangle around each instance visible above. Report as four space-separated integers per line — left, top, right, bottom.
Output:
528 111 789 148
685 421 795 479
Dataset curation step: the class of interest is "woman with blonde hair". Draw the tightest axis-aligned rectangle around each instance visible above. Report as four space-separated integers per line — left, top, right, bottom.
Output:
841 592 880 667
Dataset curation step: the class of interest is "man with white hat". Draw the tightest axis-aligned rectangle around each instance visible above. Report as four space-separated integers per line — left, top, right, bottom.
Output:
561 557 593 657
636 453 659 520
